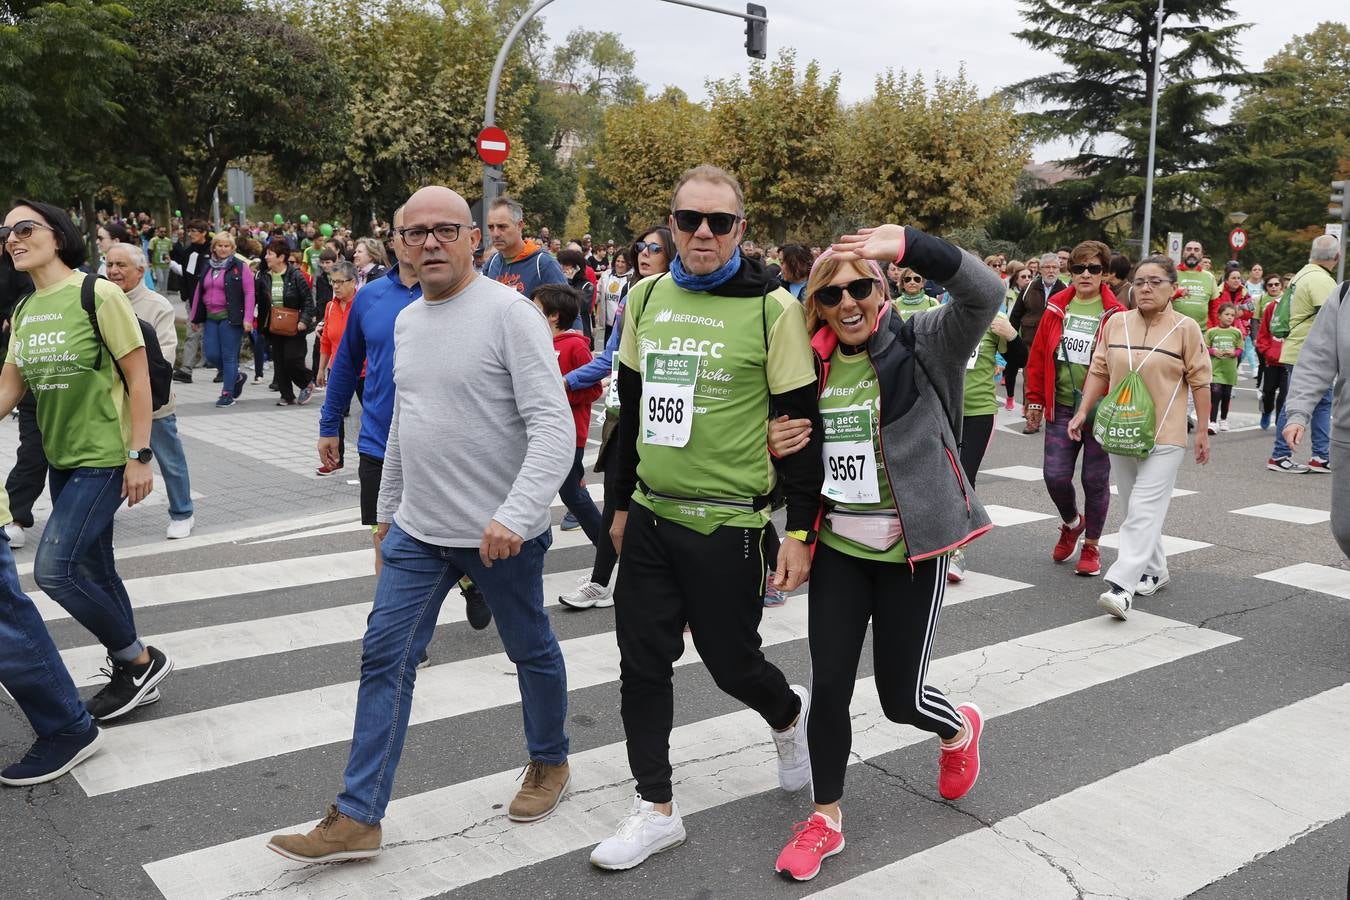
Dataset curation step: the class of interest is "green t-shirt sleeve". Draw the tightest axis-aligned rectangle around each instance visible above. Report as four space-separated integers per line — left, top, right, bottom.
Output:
765 290 817 394
617 278 647 371
93 280 146 360
1210 274 1222 301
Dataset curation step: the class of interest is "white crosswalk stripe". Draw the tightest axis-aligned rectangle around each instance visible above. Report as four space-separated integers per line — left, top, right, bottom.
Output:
143 612 1237 898
6 487 1341 899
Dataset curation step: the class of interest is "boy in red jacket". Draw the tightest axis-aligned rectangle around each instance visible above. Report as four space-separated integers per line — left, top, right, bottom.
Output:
531 283 605 544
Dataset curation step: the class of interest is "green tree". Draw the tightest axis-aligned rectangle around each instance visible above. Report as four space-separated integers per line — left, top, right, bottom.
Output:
838 69 1030 234
1214 22 1350 271
562 178 590 240
280 0 537 232
593 87 710 234
123 0 346 219
1011 0 1262 250
0 0 133 206
706 52 842 244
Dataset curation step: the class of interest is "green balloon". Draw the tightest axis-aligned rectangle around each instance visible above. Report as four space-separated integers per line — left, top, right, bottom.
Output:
300 214 310 224
233 204 241 212
319 223 334 237
273 213 284 225
174 209 182 217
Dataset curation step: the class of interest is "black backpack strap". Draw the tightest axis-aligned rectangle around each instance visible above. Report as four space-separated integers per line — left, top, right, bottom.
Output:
80 274 130 394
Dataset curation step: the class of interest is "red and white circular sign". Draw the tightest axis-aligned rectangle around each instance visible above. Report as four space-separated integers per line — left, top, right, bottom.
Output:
1229 227 1248 252
477 127 510 166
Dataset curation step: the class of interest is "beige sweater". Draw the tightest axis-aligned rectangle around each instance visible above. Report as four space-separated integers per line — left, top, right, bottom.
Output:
1089 308 1211 448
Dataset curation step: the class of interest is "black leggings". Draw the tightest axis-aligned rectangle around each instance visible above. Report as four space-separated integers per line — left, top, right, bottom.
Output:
1210 384 1233 421
806 543 961 805
1002 362 1021 402
614 503 800 804
959 414 995 487
1261 363 1288 417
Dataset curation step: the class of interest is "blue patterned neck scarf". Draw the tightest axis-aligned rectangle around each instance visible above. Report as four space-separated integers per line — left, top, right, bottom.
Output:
670 247 741 293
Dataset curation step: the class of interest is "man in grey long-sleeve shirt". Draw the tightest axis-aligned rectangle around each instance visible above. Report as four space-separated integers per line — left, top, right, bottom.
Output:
1283 274 1349 557
269 186 575 865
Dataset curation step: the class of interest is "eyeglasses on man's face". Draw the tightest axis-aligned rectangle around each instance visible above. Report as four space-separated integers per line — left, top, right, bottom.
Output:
398 223 469 246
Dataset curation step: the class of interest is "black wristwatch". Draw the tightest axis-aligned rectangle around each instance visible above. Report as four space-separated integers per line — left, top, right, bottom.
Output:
128 447 154 465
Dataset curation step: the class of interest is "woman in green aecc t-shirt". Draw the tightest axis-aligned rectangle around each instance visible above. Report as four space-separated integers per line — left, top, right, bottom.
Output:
0 200 175 729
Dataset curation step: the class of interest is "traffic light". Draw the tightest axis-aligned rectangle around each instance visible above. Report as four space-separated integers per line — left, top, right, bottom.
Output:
745 3 766 59
1331 180 1348 221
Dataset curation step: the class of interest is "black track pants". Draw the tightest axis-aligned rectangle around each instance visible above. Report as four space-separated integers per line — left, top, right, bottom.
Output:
614 503 801 804
806 542 961 805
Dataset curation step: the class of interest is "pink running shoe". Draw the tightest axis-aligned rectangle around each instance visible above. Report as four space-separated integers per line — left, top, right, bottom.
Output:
774 813 845 882
938 704 983 800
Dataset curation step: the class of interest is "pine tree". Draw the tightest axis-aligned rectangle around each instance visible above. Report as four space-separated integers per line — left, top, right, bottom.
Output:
1011 0 1262 251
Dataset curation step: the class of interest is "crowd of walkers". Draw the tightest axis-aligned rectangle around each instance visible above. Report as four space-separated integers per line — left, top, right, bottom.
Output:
0 166 1346 885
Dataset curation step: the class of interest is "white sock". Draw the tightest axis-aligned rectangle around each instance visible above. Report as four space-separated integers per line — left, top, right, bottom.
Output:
815 810 842 830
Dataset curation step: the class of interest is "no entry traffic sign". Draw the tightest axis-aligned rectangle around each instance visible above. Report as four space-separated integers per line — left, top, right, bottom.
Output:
1229 227 1248 253
477 127 510 166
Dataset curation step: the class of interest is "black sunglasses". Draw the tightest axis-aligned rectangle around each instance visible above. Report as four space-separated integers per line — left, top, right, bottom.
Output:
814 278 878 308
633 241 665 255
671 209 740 235
0 220 54 242
1069 263 1104 275
901 275 924 284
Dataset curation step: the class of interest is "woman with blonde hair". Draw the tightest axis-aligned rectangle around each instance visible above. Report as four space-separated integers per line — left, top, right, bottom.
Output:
189 230 256 407
352 237 388 289
764 223 1002 880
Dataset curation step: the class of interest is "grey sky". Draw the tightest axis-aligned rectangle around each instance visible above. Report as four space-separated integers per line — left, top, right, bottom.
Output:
531 0 1342 162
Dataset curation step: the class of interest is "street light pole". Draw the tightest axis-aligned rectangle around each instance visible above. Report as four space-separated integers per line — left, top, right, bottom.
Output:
1140 0 1165 256
480 0 769 249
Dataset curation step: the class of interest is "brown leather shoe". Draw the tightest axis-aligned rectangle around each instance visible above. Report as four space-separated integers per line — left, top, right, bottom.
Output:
267 804 382 862
508 759 570 823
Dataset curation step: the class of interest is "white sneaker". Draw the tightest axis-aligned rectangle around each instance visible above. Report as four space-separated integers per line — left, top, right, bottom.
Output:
772 685 812 793
559 579 614 609
590 796 686 870
1219 419 1230 432
1097 583 1132 620
1206 423 1218 435
165 516 195 540
1135 573 1170 596
947 548 966 584
4 522 26 549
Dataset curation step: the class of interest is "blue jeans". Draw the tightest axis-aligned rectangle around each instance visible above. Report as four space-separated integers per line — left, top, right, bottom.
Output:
150 415 194 520
1272 381 1333 460
201 319 243 393
34 467 144 663
0 534 91 739
559 446 603 544
336 521 568 824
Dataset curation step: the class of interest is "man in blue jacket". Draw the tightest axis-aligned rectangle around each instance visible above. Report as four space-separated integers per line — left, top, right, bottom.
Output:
317 207 492 631
483 197 566 296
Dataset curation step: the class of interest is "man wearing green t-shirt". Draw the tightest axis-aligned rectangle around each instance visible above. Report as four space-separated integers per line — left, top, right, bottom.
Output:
1175 240 1220 329
591 166 824 871
147 227 173 295
1175 240 1220 428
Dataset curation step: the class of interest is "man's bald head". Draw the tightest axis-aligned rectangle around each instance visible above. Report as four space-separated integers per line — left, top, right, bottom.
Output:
401 186 479 300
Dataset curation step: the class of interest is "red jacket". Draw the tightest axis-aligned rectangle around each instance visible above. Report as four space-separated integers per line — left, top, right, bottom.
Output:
554 330 603 447
1255 299 1284 366
1208 286 1254 334
1024 284 1127 422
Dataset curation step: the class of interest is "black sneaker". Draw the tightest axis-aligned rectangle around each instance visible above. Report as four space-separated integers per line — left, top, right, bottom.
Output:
85 646 174 722
171 369 193 384
232 371 247 399
0 721 103 787
212 372 224 384
464 583 492 630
